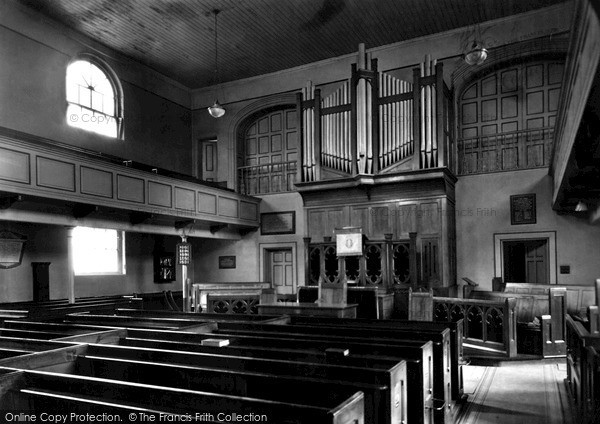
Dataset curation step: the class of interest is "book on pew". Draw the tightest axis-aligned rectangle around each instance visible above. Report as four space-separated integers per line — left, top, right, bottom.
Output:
201 338 230 347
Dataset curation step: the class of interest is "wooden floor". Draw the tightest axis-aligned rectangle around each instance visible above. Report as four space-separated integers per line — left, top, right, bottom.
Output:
457 359 574 424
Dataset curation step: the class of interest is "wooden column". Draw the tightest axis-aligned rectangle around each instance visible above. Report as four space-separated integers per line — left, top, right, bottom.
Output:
435 62 446 168
409 232 418 288
371 58 380 174
66 227 75 304
383 233 394 293
296 92 304 183
412 67 422 170
303 237 312 286
180 235 190 312
313 89 322 180
350 64 358 176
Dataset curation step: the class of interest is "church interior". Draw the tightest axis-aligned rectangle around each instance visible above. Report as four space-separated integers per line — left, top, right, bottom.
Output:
0 0 599 422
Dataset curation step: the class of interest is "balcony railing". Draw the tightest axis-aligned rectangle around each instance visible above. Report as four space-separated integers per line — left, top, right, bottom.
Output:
457 127 554 175
238 160 297 195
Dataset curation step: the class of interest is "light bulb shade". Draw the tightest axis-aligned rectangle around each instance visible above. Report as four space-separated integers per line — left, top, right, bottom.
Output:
575 201 588 212
464 45 488 66
208 101 226 118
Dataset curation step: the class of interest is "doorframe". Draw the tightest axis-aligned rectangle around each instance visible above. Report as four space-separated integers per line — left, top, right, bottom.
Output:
494 231 557 284
193 138 217 180
259 242 297 292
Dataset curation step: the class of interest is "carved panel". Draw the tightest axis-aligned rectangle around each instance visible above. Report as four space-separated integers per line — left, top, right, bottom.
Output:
240 200 258 221
219 196 239 218
117 174 145 203
148 181 172 208
197 192 216 214
0 148 30 184
80 166 112 198
36 157 75 192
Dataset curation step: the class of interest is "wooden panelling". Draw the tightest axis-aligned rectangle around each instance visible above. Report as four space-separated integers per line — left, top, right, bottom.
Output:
197 192 216 215
240 200 258 221
36 157 75 192
219 197 239 218
80 166 113 198
418 202 440 234
0 131 261 231
174 187 195 212
148 181 172 208
116 174 144 203
370 206 392 237
396 203 418 238
0 147 29 184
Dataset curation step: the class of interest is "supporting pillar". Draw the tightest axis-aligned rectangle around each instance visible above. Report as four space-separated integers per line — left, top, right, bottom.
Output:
179 235 191 312
66 227 75 304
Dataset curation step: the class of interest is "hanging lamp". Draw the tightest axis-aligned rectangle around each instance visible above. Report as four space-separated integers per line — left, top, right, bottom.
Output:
464 25 488 66
207 9 225 118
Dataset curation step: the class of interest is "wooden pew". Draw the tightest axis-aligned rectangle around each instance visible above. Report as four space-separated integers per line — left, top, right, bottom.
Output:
0 367 364 424
64 313 215 331
566 314 600 424
212 322 451 424
85 341 408 424
0 344 373 424
122 327 434 424
108 337 408 424
284 315 464 402
114 308 288 323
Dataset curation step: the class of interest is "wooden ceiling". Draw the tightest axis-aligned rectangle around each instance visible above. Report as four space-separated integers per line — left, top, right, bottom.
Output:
17 0 565 88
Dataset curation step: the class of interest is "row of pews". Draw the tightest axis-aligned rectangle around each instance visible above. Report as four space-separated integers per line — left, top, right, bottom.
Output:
565 281 600 424
0 308 466 424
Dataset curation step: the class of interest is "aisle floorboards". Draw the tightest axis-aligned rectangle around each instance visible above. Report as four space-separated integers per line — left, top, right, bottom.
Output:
458 359 574 424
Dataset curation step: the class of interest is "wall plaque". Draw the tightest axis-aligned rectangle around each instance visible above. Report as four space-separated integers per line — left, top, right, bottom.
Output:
260 212 295 235
219 255 236 269
510 194 536 225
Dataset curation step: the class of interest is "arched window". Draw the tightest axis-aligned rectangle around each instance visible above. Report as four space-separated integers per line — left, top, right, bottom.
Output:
66 57 123 138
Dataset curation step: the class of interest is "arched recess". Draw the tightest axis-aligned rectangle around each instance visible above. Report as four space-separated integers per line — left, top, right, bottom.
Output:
452 37 568 174
225 93 297 192
452 37 569 98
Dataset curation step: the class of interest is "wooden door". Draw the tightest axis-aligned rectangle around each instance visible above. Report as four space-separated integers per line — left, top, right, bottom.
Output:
268 249 294 294
200 140 218 182
525 239 548 284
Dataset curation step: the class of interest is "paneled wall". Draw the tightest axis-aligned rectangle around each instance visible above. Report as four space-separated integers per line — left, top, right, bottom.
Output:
300 171 457 288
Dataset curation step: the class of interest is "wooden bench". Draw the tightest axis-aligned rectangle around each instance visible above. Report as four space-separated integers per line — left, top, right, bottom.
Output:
118 326 435 424
286 315 465 402
114 308 288 323
64 313 215 332
108 327 426 424
212 322 450 424
0 367 364 424
566 314 600 424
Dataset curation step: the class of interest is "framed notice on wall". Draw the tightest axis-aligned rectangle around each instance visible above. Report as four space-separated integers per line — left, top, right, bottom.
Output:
219 255 236 269
510 194 536 225
260 212 295 235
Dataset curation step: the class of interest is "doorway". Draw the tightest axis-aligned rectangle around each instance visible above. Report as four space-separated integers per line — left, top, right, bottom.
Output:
265 248 294 294
198 139 218 182
502 239 549 284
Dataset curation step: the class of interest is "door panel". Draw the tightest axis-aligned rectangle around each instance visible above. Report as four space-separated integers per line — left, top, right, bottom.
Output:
268 249 294 294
